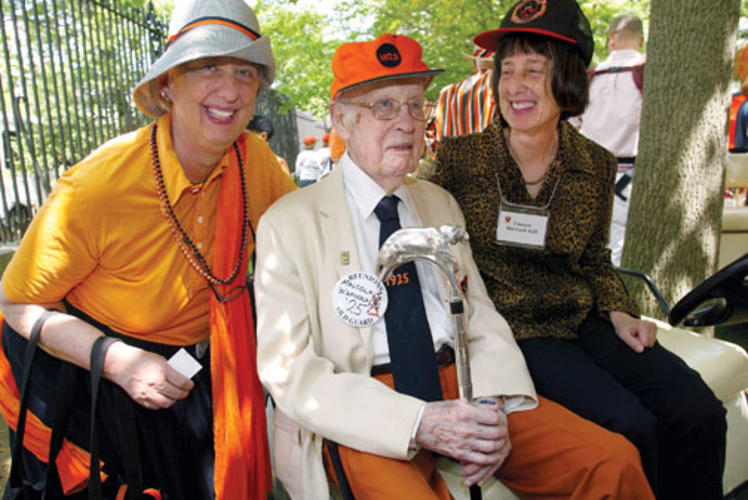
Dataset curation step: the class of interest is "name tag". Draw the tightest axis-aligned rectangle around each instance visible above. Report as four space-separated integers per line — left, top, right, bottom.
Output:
496 206 548 250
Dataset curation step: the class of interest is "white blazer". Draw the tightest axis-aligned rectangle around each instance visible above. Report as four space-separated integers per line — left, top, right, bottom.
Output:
255 166 537 499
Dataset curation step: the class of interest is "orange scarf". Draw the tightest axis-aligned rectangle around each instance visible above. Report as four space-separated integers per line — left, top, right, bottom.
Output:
209 134 272 500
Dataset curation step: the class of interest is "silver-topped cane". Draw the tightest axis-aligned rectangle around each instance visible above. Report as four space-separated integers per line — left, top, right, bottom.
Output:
375 224 482 500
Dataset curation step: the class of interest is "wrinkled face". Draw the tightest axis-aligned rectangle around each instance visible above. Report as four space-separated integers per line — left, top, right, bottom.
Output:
164 56 261 154
498 51 561 135
333 79 426 192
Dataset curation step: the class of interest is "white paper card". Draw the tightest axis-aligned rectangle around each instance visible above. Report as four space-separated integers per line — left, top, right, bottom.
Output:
168 347 203 379
496 209 549 249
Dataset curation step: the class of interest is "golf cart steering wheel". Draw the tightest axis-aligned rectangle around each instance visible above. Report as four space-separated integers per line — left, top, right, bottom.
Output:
668 254 748 328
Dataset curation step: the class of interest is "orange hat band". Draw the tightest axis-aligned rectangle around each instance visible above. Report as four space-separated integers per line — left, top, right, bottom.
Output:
165 17 260 50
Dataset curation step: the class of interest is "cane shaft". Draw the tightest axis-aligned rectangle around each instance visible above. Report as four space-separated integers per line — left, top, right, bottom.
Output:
449 299 472 401
470 484 482 500
450 299 482 499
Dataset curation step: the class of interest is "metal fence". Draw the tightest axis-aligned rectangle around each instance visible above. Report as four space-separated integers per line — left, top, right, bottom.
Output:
0 0 300 245
0 0 165 243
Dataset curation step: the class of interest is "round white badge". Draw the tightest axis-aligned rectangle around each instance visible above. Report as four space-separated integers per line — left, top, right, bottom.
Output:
332 271 388 327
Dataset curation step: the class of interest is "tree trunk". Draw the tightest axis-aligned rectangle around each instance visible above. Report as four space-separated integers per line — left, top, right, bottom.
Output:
621 0 741 323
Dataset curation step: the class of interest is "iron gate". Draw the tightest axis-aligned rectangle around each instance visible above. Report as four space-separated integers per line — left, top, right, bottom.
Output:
0 0 166 243
0 0 299 245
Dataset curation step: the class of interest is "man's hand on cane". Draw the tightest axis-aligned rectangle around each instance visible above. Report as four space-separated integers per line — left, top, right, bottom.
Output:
416 398 510 485
461 397 511 486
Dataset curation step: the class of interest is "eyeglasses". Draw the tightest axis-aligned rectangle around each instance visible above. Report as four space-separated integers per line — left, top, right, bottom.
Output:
342 97 427 121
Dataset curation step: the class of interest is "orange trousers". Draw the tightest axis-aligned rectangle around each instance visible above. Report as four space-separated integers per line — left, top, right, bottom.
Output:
326 364 655 500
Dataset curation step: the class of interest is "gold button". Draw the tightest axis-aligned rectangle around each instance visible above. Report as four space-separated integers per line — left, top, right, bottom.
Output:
196 242 203 250
197 215 204 224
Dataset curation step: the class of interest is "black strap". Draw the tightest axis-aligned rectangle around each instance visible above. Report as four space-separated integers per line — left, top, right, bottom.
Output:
88 336 119 500
42 362 79 499
589 63 645 92
87 337 156 500
324 440 355 500
615 172 633 201
9 310 58 492
591 65 638 76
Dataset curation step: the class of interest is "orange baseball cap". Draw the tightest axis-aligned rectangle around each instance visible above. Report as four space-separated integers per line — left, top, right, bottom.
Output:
303 136 317 145
330 33 443 100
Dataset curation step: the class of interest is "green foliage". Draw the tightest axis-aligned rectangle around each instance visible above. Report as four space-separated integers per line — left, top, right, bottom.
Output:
250 0 656 119
255 1 340 118
120 0 748 119
581 1 650 64
358 0 517 102
122 0 174 15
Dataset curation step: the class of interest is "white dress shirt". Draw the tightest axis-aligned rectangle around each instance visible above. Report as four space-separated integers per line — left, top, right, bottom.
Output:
577 49 645 158
340 153 453 366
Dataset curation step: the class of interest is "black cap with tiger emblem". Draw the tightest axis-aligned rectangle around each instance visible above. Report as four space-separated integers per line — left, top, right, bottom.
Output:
473 0 594 67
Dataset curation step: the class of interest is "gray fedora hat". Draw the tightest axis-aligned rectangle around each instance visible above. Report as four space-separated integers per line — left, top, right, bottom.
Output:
133 0 276 118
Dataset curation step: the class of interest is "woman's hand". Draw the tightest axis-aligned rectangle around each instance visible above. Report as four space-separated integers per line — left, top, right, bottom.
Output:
610 310 657 353
103 341 194 409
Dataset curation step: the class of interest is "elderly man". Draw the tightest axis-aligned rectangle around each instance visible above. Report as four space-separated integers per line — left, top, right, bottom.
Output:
256 34 654 500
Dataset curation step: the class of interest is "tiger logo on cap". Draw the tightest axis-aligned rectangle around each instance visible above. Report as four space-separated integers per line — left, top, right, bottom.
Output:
376 43 402 67
511 0 547 24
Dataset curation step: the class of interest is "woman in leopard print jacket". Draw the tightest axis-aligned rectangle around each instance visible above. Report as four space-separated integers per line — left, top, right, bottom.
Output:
422 2 726 499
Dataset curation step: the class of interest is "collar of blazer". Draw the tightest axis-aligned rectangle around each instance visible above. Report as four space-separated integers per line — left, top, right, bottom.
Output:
316 166 451 308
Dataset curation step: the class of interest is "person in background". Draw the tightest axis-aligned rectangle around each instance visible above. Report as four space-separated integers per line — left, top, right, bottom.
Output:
0 1 296 498
317 132 333 177
423 1 726 499
256 32 653 500
573 14 646 265
425 46 495 156
296 135 320 187
247 114 291 175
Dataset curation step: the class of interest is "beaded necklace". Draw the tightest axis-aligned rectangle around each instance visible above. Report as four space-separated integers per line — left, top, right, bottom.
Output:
150 123 248 285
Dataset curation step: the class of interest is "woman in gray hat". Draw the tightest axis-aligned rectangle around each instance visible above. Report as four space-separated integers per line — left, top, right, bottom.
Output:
0 0 295 499
423 0 726 499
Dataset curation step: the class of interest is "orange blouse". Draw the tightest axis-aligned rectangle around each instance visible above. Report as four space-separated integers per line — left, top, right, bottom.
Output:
2 114 296 345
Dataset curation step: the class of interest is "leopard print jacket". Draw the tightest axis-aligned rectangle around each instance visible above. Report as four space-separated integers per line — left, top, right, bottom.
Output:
423 118 639 340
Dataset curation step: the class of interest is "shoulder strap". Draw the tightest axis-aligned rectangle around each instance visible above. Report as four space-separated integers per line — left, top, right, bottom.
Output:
43 362 80 498
587 64 598 81
632 62 645 92
590 63 645 92
87 336 119 500
9 310 57 490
